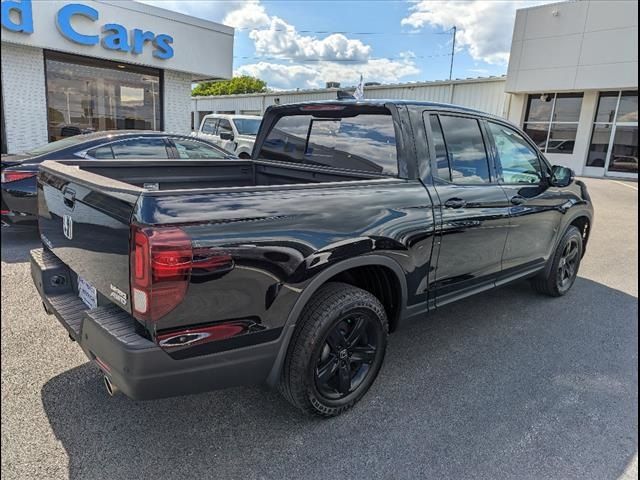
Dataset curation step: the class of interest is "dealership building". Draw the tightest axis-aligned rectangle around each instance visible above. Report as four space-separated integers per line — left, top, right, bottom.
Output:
1 0 637 179
191 0 638 179
1 0 233 154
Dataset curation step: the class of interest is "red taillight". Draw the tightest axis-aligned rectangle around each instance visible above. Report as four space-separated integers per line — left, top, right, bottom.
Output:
1 171 36 183
130 225 233 323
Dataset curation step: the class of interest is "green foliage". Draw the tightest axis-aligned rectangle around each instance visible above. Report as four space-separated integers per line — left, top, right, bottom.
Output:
192 76 267 96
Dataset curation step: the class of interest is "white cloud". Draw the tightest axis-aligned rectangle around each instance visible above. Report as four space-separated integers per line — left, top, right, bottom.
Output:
401 0 554 64
138 0 248 23
236 58 420 90
222 1 270 29
249 16 371 61
231 1 419 89
143 0 421 89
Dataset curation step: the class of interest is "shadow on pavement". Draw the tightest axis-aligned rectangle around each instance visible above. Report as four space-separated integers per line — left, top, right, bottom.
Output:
1 227 41 264
41 278 638 480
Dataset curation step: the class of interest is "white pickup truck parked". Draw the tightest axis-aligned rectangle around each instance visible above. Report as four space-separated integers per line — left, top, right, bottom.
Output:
194 114 263 158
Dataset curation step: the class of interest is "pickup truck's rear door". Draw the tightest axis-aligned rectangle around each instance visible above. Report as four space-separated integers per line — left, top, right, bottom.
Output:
37 161 141 313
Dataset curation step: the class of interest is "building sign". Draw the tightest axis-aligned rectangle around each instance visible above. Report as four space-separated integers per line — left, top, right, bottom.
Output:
1 0 174 59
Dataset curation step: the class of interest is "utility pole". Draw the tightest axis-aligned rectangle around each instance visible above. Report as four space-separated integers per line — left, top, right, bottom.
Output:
449 26 457 81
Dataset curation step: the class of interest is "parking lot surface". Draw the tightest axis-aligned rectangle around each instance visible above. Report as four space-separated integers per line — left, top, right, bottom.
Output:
1 178 637 480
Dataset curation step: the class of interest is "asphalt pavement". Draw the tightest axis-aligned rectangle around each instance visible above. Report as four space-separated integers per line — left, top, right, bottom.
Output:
1 177 637 480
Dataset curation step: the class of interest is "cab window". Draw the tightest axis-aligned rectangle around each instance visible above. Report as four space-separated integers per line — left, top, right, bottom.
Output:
429 114 491 184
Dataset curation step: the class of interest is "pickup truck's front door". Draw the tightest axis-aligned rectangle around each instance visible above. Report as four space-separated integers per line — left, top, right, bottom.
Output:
484 120 567 278
426 113 511 306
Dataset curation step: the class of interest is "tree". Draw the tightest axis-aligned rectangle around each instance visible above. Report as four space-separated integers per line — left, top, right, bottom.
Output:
192 76 267 96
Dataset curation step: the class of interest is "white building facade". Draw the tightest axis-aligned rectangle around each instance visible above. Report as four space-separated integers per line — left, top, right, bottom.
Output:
505 0 637 179
1 0 233 154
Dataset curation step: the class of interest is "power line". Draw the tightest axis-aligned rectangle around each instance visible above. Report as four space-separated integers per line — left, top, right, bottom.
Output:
233 53 452 62
234 26 448 36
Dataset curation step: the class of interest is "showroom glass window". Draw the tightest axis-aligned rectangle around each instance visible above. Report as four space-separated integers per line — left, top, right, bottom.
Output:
523 93 583 154
587 91 638 175
44 51 162 142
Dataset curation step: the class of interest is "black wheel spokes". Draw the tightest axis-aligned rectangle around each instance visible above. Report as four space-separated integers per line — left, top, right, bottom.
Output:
316 355 338 386
558 239 579 288
315 314 379 399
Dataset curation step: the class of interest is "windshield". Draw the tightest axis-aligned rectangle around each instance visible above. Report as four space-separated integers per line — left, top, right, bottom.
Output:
233 118 262 136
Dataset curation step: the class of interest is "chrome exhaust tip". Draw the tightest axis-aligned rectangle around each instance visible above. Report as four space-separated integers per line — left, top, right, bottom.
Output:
103 375 120 397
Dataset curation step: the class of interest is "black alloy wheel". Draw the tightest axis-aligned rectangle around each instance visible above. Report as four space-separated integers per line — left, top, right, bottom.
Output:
314 312 381 400
557 237 580 292
531 225 583 297
279 282 388 417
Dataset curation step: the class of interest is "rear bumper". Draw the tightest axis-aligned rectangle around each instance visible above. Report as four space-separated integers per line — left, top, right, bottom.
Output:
31 248 280 400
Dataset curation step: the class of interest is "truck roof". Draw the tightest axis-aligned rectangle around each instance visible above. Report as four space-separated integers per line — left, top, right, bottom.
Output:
266 99 501 120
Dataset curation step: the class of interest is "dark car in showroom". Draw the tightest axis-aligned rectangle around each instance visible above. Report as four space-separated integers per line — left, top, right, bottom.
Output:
1 131 233 227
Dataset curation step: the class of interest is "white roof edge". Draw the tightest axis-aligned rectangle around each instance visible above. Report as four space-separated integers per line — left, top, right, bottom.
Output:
113 1 234 36
516 0 576 13
191 76 507 101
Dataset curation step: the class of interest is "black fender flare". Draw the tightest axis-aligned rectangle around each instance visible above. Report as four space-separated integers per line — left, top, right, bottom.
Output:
265 254 408 386
543 208 593 277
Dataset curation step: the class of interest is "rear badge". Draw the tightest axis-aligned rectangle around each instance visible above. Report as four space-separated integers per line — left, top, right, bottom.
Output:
109 284 128 306
62 215 73 240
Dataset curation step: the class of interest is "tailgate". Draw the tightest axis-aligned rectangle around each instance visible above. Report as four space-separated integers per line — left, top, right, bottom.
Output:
37 161 141 313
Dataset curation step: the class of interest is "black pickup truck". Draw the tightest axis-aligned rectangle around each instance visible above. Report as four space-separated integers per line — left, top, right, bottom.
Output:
31 100 593 417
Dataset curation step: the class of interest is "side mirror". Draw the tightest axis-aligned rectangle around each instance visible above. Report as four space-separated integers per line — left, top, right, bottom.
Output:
550 165 575 187
220 131 234 141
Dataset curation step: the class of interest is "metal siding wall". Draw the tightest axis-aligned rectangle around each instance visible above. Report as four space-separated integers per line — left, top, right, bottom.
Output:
192 79 509 117
452 81 506 116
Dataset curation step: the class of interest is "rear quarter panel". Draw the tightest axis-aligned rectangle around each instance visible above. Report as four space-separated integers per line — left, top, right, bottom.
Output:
138 179 436 335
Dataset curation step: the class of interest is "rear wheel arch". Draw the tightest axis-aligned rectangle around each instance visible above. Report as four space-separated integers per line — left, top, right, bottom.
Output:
266 255 407 386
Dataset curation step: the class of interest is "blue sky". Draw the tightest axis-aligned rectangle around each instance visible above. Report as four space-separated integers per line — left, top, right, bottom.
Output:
141 0 551 90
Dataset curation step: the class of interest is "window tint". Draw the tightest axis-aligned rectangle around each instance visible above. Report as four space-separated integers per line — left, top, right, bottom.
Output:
438 115 491 184
218 119 233 136
87 145 114 159
523 93 583 154
111 138 169 159
201 118 217 134
259 113 398 175
617 91 638 123
488 122 542 184
172 138 226 159
426 114 451 180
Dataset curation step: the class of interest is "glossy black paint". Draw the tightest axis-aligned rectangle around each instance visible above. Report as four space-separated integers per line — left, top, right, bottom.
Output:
34 99 593 399
1 132 230 225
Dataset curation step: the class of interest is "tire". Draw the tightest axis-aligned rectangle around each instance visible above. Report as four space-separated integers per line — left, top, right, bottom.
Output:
238 152 251 159
279 282 388 417
531 226 583 297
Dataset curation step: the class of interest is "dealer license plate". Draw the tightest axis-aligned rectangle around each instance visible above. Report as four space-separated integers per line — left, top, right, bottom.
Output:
78 276 97 309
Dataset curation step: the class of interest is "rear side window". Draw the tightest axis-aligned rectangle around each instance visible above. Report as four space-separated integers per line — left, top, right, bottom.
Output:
110 138 170 159
87 145 114 159
172 138 226 159
427 116 450 180
435 115 491 184
201 118 218 134
259 113 398 175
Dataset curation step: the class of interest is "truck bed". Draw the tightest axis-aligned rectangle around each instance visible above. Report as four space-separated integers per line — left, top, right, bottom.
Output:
42 158 383 193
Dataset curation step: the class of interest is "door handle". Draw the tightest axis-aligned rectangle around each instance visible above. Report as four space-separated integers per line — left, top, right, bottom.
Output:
444 198 466 209
510 195 526 206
